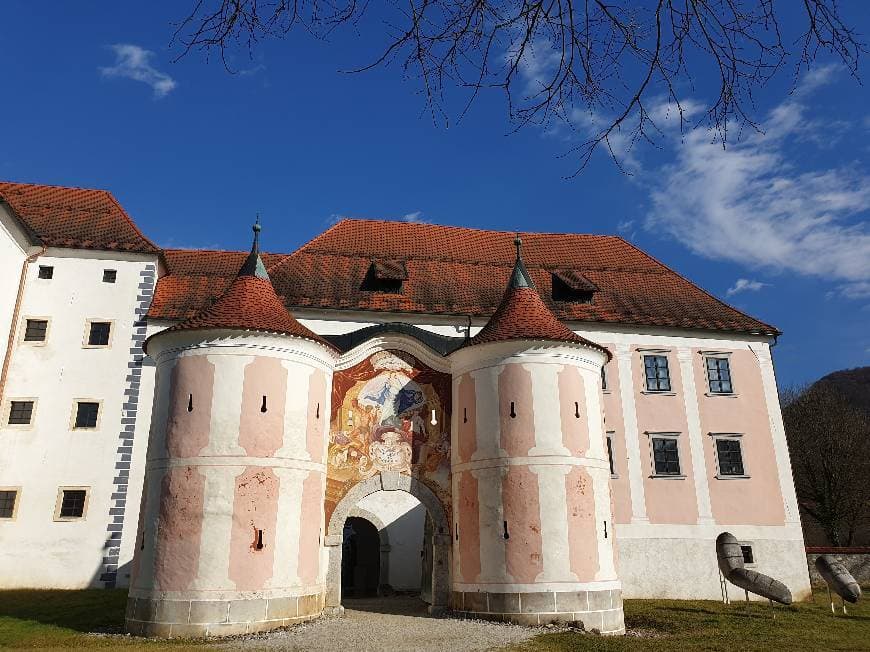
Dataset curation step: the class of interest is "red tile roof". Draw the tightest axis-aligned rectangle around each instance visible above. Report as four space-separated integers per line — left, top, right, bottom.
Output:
0 181 158 253
149 219 779 336
146 242 335 349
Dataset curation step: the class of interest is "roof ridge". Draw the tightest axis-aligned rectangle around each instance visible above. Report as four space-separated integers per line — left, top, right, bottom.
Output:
0 180 112 193
331 216 620 239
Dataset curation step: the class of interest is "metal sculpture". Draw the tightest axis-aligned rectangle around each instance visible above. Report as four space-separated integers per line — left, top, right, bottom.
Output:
716 532 793 605
814 555 862 615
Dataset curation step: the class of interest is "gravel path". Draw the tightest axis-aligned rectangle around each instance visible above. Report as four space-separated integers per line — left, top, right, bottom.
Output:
220 597 541 652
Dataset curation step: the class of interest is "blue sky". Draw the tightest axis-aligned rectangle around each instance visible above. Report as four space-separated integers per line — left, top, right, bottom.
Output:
1 1 868 388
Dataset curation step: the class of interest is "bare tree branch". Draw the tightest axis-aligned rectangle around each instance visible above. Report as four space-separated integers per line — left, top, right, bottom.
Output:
171 1 865 173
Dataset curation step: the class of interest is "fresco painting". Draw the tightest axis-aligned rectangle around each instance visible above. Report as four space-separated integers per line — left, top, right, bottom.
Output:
325 350 452 524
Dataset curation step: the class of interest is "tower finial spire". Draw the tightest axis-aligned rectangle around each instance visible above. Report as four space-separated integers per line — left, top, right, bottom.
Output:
252 214 262 254
238 215 269 279
514 233 522 261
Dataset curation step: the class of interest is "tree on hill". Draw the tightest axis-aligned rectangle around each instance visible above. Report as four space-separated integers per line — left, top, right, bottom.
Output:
782 378 870 547
171 1 864 174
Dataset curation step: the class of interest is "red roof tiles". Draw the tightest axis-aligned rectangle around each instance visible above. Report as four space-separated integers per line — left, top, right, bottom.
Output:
149 219 778 336
0 181 158 253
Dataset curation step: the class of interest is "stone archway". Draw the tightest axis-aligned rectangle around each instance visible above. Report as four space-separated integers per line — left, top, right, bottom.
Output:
324 471 450 616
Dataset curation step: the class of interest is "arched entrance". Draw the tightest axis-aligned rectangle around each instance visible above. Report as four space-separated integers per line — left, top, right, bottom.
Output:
324 471 450 615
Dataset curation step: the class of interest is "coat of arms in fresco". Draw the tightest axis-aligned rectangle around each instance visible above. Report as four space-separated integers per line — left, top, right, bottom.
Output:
327 350 450 483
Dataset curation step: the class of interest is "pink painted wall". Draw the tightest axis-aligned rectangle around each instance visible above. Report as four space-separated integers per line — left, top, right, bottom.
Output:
239 356 287 457
566 466 599 582
298 470 323 585
600 348 632 525
559 366 589 456
129 479 148 586
228 466 280 591
457 471 481 583
499 364 536 457
307 369 328 463
154 466 205 591
165 356 215 458
632 350 699 525
457 374 477 463
502 466 543 583
694 349 786 526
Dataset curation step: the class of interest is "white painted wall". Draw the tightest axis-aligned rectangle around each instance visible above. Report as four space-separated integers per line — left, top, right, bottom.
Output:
0 249 157 588
356 490 426 590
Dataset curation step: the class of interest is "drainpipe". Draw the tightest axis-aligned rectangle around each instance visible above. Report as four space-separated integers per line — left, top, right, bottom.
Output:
0 240 45 406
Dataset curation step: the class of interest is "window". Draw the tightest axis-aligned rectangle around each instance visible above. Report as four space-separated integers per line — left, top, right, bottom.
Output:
705 356 733 394
606 432 617 476
643 354 671 392
651 436 681 476
37 265 53 279
0 489 19 519
714 436 746 476
86 321 111 347
24 319 48 342
74 402 100 429
601 365 608 391
8 400 34 425
102 269 117 283
55 488 88 520
740 544 754 565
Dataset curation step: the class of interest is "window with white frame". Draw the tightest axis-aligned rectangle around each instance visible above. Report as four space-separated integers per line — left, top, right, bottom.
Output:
7 400 35 426
73 401 101 429
705 355 734 394
85 320 112 347
712 434 747 477
23 318 49 343
650 433 682 476
0 488 19 519
54 487 89 520
643 354 671 392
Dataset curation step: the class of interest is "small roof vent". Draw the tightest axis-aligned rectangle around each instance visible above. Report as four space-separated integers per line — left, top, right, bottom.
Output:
551 269 598 303
362 258 407 293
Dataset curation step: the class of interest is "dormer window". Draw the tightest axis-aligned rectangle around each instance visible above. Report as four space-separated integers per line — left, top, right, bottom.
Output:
551 269 598 303
361 259 407 294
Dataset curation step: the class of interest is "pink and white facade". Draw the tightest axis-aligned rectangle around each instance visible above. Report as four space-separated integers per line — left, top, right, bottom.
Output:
0 182 811 639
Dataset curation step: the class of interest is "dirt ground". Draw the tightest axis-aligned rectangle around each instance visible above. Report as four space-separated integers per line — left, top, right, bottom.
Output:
218 596 541 652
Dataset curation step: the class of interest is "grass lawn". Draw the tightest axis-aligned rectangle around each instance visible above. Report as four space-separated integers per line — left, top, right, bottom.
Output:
513 590 870 652
0 588 867 650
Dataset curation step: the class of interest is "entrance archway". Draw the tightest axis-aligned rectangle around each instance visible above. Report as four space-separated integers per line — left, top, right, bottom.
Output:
342 517 381 597
324 471 450 615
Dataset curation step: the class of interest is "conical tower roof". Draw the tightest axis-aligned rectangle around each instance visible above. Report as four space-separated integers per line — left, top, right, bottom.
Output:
468 235 609 357
148 220 336 352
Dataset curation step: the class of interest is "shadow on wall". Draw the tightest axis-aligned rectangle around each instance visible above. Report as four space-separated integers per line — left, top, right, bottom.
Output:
384 503 427 592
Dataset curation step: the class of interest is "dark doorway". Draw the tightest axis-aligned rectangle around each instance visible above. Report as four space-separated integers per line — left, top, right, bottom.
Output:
341 517 381 597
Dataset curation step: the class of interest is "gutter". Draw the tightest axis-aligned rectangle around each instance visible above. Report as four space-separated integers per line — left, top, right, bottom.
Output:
0 236 45 407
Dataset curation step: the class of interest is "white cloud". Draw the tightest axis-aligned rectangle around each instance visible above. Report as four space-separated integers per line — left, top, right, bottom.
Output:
726 278 769 296
646 72 870 299
100 44 176 98
402 211 426 223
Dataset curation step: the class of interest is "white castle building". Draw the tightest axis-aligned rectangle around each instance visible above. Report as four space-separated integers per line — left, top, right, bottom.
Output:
0 182 811 636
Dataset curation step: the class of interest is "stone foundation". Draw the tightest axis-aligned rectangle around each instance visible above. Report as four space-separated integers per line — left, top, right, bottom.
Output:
124 592 324 638
450 589 624 634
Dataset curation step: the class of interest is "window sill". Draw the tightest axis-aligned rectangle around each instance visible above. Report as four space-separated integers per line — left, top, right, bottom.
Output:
641 390 676 396
715 474 751 480
602 390 612 394
705 392 739 398
53 517 86 522
82 345 111 350
610 474 620 480
649 474 686 480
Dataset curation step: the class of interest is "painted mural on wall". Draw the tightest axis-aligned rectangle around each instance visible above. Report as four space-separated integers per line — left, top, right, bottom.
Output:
325 350 451 524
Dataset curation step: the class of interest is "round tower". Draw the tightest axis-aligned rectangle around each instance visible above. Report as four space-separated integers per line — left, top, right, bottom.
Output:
449 236 624 633
126 223 338 638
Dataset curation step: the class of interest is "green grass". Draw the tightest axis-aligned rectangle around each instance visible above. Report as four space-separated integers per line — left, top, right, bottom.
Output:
514 590 870 652
0 589 203 650
0 589 866 650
